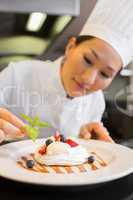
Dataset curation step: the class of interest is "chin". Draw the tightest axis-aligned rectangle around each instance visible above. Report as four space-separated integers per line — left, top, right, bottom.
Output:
68 85 94 97
69 90 86 97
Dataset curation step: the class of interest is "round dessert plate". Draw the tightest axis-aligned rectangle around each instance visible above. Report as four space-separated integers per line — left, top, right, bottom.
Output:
0 139 133 186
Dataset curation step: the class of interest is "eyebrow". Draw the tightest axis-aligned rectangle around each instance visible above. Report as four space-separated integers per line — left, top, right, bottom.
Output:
90 48 116 73
91 49 99 60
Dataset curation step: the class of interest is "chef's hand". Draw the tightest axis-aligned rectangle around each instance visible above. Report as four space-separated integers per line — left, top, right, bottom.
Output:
79 122 114 143
0 108 26 143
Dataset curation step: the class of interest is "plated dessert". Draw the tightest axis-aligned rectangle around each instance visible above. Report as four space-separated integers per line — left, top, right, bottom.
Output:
17 131 107 174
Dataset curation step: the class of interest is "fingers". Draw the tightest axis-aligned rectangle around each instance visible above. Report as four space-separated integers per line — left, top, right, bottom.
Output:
79 126 91 140
80 122 114 143
0 118 24 141
86 122 114 143
0 129 6 143
0 108 25 129
96 124 114 143
0 108 26 140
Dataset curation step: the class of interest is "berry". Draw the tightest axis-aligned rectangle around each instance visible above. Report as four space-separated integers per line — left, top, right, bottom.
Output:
54 131 61 141
26 160 35 168
45 139 53 146
38 146 47 155
66 139 79 147
60 134 66 142
88 156 95 164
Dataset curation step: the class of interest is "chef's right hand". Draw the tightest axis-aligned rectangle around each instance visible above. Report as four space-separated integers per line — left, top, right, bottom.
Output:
0 108 26 143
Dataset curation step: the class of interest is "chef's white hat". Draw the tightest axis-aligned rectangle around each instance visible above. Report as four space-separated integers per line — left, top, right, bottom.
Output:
80 0 133 67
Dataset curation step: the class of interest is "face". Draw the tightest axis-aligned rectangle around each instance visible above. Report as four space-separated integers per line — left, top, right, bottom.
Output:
60 37 122 97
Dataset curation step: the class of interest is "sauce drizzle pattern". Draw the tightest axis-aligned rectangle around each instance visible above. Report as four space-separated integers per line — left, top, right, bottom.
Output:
17 152 107 174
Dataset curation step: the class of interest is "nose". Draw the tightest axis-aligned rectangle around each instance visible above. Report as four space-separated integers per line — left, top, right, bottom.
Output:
81 68 98 85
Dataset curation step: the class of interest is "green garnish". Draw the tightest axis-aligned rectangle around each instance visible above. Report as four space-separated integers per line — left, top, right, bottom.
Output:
20 114 50 142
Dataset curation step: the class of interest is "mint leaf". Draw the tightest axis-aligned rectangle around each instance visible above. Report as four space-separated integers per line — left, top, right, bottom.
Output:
20 114 51 142
25 125 39 142
38 122 50 128
20 114 33 124
31 116 40 126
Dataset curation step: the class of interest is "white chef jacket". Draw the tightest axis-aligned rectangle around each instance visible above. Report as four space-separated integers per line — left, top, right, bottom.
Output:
0 58 105 137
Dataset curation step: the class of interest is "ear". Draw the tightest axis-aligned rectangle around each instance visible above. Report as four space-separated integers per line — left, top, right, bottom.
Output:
65 37 77 57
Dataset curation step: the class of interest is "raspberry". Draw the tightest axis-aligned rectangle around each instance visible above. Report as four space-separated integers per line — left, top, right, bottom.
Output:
66 139 79 147
38 146 47 155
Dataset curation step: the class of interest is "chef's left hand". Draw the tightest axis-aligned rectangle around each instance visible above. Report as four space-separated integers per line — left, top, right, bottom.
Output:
79 122 114 143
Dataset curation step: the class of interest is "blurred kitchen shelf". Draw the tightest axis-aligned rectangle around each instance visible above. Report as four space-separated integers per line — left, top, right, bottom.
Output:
0 0 80 16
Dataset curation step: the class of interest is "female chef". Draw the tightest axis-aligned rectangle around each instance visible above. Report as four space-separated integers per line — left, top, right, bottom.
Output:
0 0 132 143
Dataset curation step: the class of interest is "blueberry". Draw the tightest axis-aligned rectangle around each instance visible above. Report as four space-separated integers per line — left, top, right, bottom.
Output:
26 160 35 168
45 139 53 146
60 134 66 142
88 156 95 164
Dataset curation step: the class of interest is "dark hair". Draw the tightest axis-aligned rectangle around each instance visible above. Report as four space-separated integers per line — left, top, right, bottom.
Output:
75 35 94 45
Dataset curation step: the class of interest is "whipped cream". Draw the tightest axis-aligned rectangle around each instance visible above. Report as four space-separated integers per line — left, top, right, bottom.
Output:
34 141 89 166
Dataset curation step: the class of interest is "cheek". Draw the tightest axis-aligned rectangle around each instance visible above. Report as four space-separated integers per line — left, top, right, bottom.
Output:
91 78 113 91
67 56 85 75
102 79 113 90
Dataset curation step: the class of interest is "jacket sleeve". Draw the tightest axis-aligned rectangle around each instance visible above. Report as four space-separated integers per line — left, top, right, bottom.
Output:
0 62 15 108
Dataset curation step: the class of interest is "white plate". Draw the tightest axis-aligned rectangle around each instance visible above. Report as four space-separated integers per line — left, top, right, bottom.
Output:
0 139 133 186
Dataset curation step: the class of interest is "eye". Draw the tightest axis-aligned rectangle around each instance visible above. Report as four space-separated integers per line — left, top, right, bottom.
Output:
100 72 110 79
83 56 92 65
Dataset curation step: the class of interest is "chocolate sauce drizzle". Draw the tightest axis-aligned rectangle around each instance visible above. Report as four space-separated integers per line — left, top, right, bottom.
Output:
17 152 107 174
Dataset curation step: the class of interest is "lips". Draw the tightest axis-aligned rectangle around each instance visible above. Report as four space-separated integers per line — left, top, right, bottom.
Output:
73 78 89 90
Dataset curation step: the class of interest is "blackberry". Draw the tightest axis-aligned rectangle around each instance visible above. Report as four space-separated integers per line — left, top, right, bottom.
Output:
60 134 66 142
26 160 35 168
88 156 95 164
45 139 53 146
